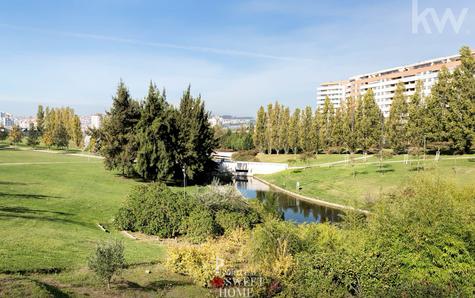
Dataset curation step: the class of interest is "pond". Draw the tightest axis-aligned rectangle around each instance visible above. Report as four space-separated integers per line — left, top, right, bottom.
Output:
235 176 343 224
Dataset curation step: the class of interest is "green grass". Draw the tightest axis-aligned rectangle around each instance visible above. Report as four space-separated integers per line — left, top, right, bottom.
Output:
0 149 166 272
259 154 475 208
255 153 364 166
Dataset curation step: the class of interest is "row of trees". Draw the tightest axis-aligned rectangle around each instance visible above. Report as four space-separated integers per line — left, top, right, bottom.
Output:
253 46 475 154
36 105 83 148
215 125 254 151
99 81 216 182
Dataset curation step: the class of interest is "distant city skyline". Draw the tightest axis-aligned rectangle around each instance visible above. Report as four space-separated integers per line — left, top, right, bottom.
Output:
1 0 474 116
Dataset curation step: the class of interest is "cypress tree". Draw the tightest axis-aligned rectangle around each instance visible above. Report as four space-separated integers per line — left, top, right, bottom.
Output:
101 80 141 176
279 106 290 154
407 81 425 154
299 106 313 152
355 89 383 152
253 106 267 153
319 96 335 151
289 108 301 154
136 82 177 181
386 82 408 153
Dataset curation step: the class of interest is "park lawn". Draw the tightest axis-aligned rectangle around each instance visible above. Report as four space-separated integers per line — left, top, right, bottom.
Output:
255 153 364 165
0 149 166 272
259 155 475 208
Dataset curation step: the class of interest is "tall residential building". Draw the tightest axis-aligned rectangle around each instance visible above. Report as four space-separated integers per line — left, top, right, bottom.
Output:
0 112 15 128
316 50 475 117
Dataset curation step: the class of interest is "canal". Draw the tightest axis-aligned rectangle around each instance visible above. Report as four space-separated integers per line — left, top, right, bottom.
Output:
235 177 343 223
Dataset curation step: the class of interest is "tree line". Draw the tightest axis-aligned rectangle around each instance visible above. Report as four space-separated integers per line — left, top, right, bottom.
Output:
97 81 216 183
253 46 475 155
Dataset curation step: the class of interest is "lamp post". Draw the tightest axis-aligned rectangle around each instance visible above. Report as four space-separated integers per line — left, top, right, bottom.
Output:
182 165 186 200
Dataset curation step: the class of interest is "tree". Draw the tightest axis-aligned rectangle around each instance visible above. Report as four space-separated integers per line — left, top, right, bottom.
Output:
101 81 141 176
271 102 281 154
310 108 321 154
8 125 22 144
88 240 125 289
386 82 408 153
446 46 475 153
52 121 70 148
0 126 7 141
341 97 358 153
26 123 39 147
279 107 290 154
72 115 83 148
289 108 301 154
407 81 425 154
299 106 313 152
253 106 267 153
424 67 451 151
135 82 177 181
355 89 383 152
319 97 335 150
36 105 45 136
332 105 345 150
265 103 274 154
175 86 217 181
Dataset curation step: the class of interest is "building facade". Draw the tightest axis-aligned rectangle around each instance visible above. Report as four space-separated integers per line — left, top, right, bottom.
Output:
317 51 475 117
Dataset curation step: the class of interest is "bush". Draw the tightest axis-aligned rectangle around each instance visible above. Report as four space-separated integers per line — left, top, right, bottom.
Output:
88 240 125 289
215 210 259 233
181 208 217 243
114 183 194 237
232 149 259 162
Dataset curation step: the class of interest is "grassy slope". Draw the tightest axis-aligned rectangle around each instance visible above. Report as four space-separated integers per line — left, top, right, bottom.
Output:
260 155 475 208
0 149 164 272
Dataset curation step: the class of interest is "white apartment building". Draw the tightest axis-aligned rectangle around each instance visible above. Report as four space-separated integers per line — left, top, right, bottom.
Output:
0 112 15 128
317 51 475 117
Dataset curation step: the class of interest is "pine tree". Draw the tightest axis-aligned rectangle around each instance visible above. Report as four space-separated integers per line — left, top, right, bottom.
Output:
318 97 335 151
253 106 267 153
36 105 44 136
135 82 177 181
8 125 22 144
26 122 39 147
279 106 290 154
386 82 408 153
446 46 475 153
289 108 301 154
299 106 313 152
101 80 141 176
407 81 425 154
355 89 383 152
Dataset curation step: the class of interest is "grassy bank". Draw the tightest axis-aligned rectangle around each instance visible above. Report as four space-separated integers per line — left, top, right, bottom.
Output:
259 154 475 208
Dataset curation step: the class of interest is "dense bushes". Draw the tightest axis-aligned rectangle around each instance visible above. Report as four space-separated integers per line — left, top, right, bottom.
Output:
115 182 262 242
166 176 475 297
231 149 259 162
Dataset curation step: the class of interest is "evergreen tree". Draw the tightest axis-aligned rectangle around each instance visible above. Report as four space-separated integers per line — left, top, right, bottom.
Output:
8 125 22 144
386 82 409 153
310 108 321 154
355 89 383 152
253 106 267 153
332 105 344 150
101 81 141 176
279 107 290 154
424 67 451 151
135 82 177 181
407 81 425 153
289 108 301 154
52 121 70 148
446 46 475 153
299 106 313 152
176 86 216 181
318 97 335 150
36 105 45 136
26 122 39 147
341 97 358 153
271 102 281 154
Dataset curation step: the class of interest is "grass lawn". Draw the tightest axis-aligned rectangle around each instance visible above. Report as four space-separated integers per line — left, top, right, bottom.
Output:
259 154 475 208
0 148 211 296
255 153 364 166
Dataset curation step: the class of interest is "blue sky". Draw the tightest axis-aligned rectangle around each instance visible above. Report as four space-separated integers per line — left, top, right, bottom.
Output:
0 0 474 116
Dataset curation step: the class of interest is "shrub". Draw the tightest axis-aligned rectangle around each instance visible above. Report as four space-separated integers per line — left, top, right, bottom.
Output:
181 208 217 243
215 210 259 233
114 183 194 237
88 240 125 289
232 149 259 162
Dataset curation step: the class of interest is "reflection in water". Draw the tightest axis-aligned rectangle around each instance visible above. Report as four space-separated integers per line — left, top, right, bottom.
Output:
235 177 343 224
